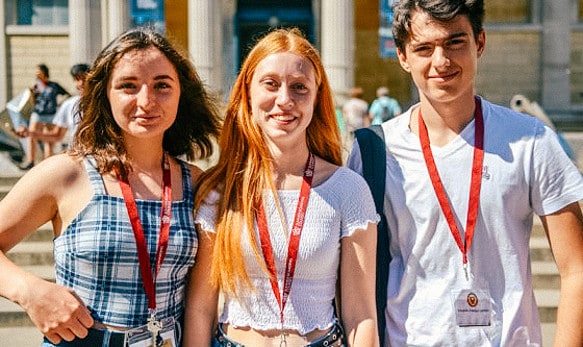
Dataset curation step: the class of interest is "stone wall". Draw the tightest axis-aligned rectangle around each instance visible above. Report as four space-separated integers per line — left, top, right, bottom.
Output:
476 31 541 107
7 36 72 99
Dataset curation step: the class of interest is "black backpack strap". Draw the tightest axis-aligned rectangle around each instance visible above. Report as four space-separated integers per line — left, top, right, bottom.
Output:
354 125 390 347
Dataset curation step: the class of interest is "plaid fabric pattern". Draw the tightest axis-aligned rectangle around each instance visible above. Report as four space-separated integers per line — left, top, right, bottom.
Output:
53 157 197 328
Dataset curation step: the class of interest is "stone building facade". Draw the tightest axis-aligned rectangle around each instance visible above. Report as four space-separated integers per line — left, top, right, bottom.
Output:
1 0 583 125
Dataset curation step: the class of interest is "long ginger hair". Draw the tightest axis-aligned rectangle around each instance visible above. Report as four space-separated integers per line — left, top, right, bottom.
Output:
194 28 342 295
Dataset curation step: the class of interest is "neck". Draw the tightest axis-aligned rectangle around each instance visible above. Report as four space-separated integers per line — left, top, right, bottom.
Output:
412 95 477 146
269 143 310 190
125 138 165 172
273 149 310 175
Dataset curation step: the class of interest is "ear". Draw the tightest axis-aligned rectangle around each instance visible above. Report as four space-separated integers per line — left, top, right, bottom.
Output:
476 30 486 58
397 48 410 72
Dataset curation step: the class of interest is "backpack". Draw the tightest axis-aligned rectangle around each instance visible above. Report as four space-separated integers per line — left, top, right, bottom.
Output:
354 125 391 347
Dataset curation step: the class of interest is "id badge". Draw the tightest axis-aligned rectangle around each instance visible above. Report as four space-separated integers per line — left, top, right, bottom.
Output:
125 317 177 347
451 289 492 327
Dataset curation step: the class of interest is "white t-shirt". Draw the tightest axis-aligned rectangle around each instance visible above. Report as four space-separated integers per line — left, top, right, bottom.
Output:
342 97 369 133
347 97 583 346
52 95 80 147
195 167 379 335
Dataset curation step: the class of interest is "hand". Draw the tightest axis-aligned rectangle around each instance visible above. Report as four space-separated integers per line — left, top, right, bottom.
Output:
20 279 94 344
15 125 28 138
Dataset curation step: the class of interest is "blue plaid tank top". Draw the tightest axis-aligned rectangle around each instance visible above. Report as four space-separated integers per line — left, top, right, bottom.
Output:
53 157 197 327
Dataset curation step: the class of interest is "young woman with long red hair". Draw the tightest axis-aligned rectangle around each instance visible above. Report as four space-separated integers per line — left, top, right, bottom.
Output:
184 28 379 347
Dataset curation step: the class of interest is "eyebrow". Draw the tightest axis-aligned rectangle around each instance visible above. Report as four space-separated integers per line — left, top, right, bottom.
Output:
154 75 176 81
448 32 469 40
115 74 176 82
410 31 469 46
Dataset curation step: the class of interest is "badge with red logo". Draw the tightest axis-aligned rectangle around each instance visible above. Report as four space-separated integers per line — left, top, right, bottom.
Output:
452 289 492 327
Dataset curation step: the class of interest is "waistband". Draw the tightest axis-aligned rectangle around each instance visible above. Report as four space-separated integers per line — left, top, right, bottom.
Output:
42 327 125 346
214 322 345 347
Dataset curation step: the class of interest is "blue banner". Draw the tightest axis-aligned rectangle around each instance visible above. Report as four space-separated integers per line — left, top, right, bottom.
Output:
379 0 397 58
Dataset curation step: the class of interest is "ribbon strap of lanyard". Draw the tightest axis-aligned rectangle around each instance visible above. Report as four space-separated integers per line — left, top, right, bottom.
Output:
256 153 315 345
418 97 484 280
118 154 172 315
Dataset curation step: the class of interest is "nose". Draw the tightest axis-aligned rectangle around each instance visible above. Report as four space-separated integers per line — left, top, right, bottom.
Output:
276 86 293 108
432 47 450 68
136 84 154 109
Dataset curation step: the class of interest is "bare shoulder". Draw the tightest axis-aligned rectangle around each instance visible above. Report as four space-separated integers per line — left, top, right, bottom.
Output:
13 154 85 191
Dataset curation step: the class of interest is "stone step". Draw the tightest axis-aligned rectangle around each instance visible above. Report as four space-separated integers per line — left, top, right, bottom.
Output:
531 261 560 290
535 289 560 324
541 323 556 347
0 326 43 347
0 297 35 327
22 226 54 243
530 236 555 263
6 241 54 267
0 184 13 200
0 175 23 187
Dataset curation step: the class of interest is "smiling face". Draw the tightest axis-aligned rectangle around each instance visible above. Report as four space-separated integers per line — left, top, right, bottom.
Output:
107 47 181 142
397 10 485 105
249 51 318 149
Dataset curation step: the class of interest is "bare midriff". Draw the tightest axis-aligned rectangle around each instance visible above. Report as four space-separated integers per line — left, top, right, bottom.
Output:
222 323 333 346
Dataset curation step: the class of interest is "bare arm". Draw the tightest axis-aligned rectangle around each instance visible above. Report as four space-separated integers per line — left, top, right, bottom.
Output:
29 126 68 143
340 222 379 347
541 201 583 347
183 228 219 346
0 156 94 343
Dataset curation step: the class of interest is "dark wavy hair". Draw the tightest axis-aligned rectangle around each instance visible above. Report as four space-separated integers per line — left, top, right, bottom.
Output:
71 28 221 179
392 0 485 52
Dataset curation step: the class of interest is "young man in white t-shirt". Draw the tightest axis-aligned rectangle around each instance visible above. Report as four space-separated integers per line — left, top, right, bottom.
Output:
348 0 583 346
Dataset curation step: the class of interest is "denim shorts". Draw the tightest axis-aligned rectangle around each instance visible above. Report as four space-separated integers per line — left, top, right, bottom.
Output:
213 322 345 347
29 112 55 124
40 328 125 347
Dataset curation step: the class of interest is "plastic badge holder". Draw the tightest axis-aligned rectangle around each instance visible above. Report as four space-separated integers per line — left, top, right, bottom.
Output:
124 317 177 347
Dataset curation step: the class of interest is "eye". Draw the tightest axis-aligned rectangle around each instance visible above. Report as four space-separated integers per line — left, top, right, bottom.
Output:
291 83 309 94
116 82 138 93
155 81 172 90
261 79 279 91
447 38 466 49
412 45 433 57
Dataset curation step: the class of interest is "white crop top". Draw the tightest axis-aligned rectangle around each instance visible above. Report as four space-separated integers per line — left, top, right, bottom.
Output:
195 166 379 335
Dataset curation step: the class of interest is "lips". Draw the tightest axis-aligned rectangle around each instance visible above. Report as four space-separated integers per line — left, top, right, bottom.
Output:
132 114 159 124
271 114 296 122
430 71 458 81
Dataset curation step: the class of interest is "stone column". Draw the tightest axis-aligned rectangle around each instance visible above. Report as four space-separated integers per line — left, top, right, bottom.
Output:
0 2 7 106
541 0 570 111
321 0 354 99
102 0 129 45
69 0 102 66
188 0 222 93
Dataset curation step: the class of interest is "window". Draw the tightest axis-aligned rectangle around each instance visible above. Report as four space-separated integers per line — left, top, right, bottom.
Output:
484 0 531 23
130 0 165 32
6 0 68 26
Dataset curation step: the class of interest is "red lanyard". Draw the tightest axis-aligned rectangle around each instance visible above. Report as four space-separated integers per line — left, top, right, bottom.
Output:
118 154 172 311
256 153 315 328
418 97 484 271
